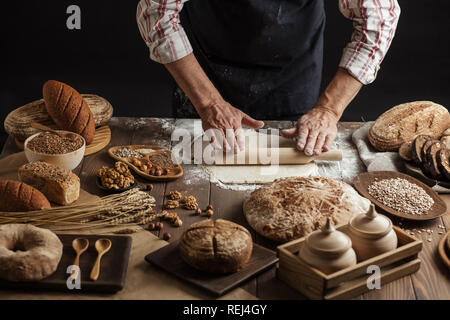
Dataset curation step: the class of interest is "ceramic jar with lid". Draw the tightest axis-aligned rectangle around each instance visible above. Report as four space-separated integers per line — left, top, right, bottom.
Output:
346 204 398 261
299 218 357 274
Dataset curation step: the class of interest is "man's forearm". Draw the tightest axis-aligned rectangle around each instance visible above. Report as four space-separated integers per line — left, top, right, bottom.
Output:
314 67 363 120
165 53 222 112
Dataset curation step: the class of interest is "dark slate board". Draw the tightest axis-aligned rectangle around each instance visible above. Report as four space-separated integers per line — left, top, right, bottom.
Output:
145 241 278 296
0 234 132 293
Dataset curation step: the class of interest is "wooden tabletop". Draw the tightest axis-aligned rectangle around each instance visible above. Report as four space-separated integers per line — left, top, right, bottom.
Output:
2 117 449 300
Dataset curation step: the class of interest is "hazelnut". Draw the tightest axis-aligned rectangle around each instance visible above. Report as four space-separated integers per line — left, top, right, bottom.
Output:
195 208 202 215
205 209 214 217
147 223 155 231
163 232 171 241
146 184 154 191
155 222 163 230
206 204 214 211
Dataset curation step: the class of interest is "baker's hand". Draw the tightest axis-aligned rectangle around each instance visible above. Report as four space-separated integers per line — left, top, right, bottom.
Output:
281 107 338 156
197 99 265 152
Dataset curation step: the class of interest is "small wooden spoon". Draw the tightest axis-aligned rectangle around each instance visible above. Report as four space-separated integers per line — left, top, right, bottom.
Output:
71 238 89 276
90 238 112 281
31 121 65 138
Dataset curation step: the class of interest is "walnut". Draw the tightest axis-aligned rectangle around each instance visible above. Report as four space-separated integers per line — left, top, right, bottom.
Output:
168 191 182 200
165 200 179 209
182 196 198 210
97 162 135 190
162 210 179 224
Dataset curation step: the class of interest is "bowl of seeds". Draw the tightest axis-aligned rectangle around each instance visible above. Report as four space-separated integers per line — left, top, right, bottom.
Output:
24 131 86 171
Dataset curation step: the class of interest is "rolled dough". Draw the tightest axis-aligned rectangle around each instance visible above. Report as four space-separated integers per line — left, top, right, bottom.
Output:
200 130 318 184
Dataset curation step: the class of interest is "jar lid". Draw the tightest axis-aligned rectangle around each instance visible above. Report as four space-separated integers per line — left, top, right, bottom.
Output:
306 218 352 257
349 204 392 239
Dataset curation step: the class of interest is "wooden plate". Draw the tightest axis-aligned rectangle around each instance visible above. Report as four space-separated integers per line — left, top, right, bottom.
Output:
353 171 447 221
15 125 111 157
438 230 450 270
108 145 183 181
404 162 450 189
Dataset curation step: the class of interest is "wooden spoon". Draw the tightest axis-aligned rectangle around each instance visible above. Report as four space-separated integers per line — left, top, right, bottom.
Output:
90 238 112 281
31 121 65 138
71 238 89 276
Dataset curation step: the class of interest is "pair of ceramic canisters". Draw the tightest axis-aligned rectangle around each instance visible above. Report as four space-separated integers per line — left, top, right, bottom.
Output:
299 204 398 274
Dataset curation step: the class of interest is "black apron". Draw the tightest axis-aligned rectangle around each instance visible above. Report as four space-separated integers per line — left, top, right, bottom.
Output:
179 0 325 120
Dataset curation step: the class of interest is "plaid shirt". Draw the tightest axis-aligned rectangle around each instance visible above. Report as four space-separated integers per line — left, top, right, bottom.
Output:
137 0 400 85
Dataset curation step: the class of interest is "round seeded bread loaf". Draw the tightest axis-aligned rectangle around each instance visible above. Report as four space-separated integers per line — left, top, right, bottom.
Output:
243 177 371 243
369 101 450 151
179 219 253 274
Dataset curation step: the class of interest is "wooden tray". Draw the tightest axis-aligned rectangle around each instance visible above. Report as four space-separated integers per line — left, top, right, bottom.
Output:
145 241 278 296
353 171 447 221
108 145 183 181
0 234 132 293
14 125 111 157
438 230 450 270
277 225 422 300
404 162 450 189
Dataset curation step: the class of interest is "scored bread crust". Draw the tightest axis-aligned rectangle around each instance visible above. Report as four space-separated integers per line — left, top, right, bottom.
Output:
243 177 371 243
43 80 95 144
0 180 51 212
369 101 450 151
179 219 253 274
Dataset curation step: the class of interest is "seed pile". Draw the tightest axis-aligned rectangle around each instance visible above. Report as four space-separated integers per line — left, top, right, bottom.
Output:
113 148 143 159
28 133 83 154
368 178 434 215
149 150 177 169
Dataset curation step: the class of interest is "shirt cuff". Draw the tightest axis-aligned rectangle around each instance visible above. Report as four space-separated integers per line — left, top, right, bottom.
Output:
148 29 193 64
339 47 380 85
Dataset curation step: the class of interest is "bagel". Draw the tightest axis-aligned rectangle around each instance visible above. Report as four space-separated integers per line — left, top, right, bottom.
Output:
0 224 63 282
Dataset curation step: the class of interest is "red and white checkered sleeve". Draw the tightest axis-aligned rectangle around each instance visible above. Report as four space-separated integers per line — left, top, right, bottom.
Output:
339 0 401 85
137 0 193 64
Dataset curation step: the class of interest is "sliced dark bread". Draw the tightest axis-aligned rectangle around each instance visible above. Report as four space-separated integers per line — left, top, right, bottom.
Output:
437 148 450 181
422 141 443 180
412 135 432 165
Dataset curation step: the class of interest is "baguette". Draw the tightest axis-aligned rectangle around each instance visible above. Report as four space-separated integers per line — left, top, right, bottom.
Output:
43 80 95 144
18 162 80 205
0 180 51 212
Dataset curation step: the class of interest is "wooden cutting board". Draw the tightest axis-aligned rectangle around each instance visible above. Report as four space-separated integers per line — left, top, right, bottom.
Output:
145 241 278 296
0 234 132 293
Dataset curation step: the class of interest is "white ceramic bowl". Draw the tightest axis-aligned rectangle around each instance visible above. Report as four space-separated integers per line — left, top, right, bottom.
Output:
24 131 86 171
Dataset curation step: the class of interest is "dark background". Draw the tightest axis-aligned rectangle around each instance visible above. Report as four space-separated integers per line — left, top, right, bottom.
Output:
1 0 449 150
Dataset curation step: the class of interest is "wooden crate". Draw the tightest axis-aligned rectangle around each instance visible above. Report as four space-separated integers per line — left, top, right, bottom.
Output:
277 225 422 300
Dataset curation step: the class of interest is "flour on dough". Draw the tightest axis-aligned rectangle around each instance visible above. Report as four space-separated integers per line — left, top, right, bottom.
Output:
200 130 318 184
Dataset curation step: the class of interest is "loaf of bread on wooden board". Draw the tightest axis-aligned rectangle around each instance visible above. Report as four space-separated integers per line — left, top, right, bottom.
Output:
43 80 96 144
369 101 450 151
4 95 113 142
18 162 80 205
179 219 253 274
0 180 51 212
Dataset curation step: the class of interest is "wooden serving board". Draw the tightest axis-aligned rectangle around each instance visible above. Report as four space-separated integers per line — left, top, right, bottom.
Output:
438 230 450 269
108 145 183 181
353 171 447 221
145 241 278 296
0 234 132 293
14 125 111 156
404 162 450 189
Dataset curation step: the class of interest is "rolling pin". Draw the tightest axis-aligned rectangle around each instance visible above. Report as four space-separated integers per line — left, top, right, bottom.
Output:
211 148 343 165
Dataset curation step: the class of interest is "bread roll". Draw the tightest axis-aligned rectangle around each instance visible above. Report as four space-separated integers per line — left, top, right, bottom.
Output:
369 101 450 151
18 162 80 205
43 80 95 144
0 180 51 212
243 177 371 243
179 219 253 274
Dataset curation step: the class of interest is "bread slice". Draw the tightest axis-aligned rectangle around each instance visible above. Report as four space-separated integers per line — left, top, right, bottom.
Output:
369 101 450 151
43 80 95 144
422 141 443 180
412 135 432 165
18 162 80 205
0 180 50 212
398 142 413 162
437 149 450 181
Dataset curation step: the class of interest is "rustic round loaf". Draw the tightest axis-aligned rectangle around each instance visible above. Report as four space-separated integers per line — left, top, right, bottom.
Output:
179 219 253 274
368 101 450 151
243 177 371 243
4 95 113 142
0 224 63 281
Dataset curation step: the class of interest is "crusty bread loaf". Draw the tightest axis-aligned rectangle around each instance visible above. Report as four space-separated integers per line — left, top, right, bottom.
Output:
43 80 95 145
0 180 51 212
179 219 253 274
369 101 450 151
18 162 80 205
243 177 371 243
